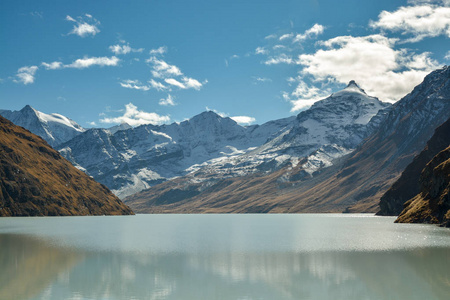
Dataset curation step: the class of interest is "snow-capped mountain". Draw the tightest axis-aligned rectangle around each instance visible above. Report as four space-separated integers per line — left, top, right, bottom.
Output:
124 66 450 214
188 80 390 179
58 111 295 198
0 105 85 147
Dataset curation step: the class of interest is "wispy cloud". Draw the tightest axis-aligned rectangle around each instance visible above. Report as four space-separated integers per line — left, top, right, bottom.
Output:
64 56 120 69
41 61 63 70
159 94 176 106
149 46 168 55
148 79 168 91
264 54 295 65
445 50 450 60
119 79 150 91
147 57 183 78
14 65 38 85
293 24 325 43
100 103 170 126
109 42 144 55
255 47 269 55
370 3 450 42
66 14 100 37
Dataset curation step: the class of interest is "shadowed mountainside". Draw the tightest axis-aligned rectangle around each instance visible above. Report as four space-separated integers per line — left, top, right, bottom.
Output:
395 145 450 227
378 117 450 216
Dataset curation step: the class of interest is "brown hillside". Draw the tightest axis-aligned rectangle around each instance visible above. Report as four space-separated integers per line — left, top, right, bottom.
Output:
0 116 133 216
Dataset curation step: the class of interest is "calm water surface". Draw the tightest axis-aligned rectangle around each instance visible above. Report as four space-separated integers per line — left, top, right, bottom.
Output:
0 214 449 300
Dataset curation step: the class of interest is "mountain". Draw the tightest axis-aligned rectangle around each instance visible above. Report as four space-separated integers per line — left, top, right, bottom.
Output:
0 105 85 147
0 115 133 216
124 67 450 213
395 145 450 227
57 111 295 198
378 117 450 216
123 81 393 213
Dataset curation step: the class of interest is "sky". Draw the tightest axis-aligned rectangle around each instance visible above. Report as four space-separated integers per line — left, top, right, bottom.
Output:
1 0 449 128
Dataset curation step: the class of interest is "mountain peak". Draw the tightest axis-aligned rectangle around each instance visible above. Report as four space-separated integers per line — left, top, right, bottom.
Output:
344 80 366 94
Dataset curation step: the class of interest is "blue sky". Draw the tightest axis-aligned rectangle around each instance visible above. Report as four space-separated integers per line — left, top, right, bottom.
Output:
1 0 449 127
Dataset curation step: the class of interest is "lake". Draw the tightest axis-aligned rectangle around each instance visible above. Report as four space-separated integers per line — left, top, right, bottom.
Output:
0 214 449 300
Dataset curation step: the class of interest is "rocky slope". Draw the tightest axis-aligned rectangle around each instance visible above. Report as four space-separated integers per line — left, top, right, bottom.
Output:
124 66 450 213
0 115 133 216
378 117 450 215
0 105 85 147
395 145 450 227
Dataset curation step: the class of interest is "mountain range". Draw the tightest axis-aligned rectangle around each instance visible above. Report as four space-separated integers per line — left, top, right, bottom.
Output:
2 66 449 219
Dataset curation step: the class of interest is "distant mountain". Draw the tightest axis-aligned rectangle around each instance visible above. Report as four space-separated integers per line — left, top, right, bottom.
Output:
378 117 450 216
395 144 450 227
123 81 392 213
0 105 85 147
0 115 133 216
57 111 295 198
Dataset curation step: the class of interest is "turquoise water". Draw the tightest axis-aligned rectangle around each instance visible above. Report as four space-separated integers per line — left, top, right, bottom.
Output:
0 214 449 300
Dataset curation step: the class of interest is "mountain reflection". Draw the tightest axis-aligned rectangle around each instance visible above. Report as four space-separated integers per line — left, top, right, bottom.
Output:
1 241 446 300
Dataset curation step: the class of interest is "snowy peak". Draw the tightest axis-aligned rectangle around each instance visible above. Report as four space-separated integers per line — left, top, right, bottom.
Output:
345 80 366 94
0 105 85 147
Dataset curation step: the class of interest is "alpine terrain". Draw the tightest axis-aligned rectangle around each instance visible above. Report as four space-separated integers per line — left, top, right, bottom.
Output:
124 66 450 214
0 115 133 216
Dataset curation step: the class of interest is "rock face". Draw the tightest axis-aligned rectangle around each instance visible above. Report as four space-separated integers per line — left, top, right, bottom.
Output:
378 117 450 216
0 116 133 216
395 145 450 227
0 105 85 147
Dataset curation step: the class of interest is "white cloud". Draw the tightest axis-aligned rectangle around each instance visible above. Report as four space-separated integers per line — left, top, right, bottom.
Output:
88 121 97 126
297 34 439 102
15 65 38 85
159 94 176 106
285 80 331 112
109 42 144 55
100 103 170 126
182 77 203 90
66 14 100 37
293 24 325 43
230 116 256 125
147 57 183 78
148 79 168 91
119 79 150 91
41 61 63 70
370 4 450 42
265 34 277 39
279 33 294 41
64 56 120 69
255 47 268 55
164 78 185 89
445 50 450 59
264 54 295 65
149 46 168 55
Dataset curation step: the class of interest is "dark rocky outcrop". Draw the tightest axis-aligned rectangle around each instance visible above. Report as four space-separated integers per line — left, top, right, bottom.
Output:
0 116 134 216
395 145 450 227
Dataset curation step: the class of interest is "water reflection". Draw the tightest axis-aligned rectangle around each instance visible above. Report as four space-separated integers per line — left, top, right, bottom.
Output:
0 215 449 300
1 241 448 299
